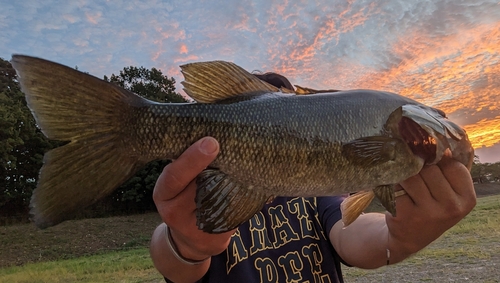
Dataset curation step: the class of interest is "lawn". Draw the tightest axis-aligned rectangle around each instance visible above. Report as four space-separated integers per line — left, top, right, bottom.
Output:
1 186 499 282
0 249 161 283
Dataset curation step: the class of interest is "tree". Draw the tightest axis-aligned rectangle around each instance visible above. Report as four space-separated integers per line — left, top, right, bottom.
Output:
471 155 484 183
0 58 23 169
471 155 500 183
104 66 185 103
0 58 53 212
102 66 187 212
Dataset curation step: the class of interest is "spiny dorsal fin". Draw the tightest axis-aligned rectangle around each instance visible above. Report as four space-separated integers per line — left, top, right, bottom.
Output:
180 61 279 103
295 85 341 95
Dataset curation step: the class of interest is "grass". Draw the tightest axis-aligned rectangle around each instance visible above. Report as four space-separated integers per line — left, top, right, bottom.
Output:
0 213 163 267
1 191 499 282
0 249 162 283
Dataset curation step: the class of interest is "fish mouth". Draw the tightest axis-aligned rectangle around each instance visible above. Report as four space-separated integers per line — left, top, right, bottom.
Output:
398 105 474 170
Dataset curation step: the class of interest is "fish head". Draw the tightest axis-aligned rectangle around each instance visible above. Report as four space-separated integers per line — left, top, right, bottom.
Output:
387 104 474 170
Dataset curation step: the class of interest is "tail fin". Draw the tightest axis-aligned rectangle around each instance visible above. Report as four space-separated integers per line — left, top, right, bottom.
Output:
11 55 149 228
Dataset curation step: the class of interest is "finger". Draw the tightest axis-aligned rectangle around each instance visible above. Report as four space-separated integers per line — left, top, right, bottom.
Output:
437 158 475 198
394 184 410 200
393 185 416 217
160 180 198 225
153 137 219 202
419 163 454 202
398 172 433 207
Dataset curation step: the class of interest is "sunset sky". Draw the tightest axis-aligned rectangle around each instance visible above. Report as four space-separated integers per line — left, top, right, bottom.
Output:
1 0 499 162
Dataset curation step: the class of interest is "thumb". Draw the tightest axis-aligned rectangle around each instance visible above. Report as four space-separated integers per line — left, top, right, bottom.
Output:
153 137 219 202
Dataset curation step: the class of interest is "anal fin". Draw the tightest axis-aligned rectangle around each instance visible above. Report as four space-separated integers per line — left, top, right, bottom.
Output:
195 169 269 233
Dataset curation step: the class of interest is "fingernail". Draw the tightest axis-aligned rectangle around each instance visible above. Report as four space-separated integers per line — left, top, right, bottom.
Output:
200 137 218 155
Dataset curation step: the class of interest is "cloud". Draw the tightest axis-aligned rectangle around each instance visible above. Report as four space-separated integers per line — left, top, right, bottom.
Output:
179 44 188 54
85 11 102 25
2 0 500 161
350 22 500 119
464 116 500 149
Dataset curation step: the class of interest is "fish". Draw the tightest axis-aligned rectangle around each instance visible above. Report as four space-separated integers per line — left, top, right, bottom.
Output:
11 55 474 233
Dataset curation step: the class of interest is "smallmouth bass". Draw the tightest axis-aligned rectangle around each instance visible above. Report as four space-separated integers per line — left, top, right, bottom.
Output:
11 55 474 233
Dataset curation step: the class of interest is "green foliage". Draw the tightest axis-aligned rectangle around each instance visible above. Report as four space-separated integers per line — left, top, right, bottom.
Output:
0 59 24 169
112 160 169 210
104 66 185 103
0 58 53 209
103 66 186 210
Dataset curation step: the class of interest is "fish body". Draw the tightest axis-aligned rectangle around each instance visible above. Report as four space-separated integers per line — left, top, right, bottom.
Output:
11 55 474 232
136 91 421 195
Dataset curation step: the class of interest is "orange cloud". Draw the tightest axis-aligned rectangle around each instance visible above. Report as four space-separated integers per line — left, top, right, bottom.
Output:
334 22 500 150
151 24 187 62
179 44 188 54
463 116 500 149
85 12 101 25
268 1 379 82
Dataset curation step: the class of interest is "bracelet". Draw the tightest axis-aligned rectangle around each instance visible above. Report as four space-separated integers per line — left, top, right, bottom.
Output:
164 225 210 265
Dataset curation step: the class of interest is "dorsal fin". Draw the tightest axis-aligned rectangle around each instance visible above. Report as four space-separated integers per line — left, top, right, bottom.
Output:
295 85 341 95
180 61 279 103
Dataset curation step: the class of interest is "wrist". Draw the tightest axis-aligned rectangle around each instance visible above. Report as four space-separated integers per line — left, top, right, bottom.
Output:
165 225 210 265
387 232 418 264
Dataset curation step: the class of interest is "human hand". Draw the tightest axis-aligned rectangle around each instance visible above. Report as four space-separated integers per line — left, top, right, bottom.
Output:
153 137 236 261
386 155 476 259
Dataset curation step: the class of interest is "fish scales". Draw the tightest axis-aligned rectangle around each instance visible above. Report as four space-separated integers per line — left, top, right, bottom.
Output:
128 91 421 196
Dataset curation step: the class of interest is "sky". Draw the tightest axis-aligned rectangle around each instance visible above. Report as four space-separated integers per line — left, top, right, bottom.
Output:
1 0 499 163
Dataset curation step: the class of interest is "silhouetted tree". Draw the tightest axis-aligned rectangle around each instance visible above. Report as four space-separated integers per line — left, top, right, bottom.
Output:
104 66 185 103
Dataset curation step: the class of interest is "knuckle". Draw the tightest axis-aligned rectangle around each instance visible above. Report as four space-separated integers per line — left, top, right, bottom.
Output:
167 171 188 191
442 198 473 220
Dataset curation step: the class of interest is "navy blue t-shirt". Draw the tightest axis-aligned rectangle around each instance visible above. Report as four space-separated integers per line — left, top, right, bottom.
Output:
167 196 346 283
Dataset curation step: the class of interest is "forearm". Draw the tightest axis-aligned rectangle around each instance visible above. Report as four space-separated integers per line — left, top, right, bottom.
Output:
331 160 475 270
150 223 210 283
331 213 413 269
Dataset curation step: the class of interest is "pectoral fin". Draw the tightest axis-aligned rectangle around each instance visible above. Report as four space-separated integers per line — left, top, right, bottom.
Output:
195 169 270 233
342 137 399 167
340 190 375 226
373 185 397 217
